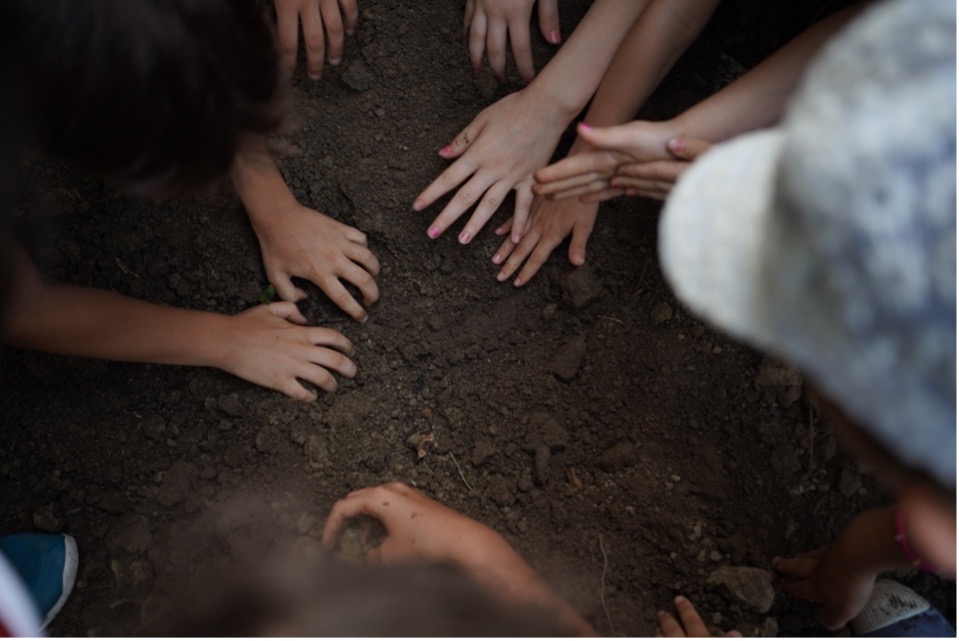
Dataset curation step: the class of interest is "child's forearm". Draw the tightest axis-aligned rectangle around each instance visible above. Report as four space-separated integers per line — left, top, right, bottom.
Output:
230 136 298 228
836 506 918 576
4 278 232 368
3 244 231 368
583 0 721 129
526 0 653 122
673 1 869 142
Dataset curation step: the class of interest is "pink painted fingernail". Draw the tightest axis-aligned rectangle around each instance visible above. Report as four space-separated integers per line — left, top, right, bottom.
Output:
548 30 561 45
458 230 472 244
610 179 621 188
579 122 592 132
492 253 502 264
439 145 452 156
668 136 685 153
428 226 441 239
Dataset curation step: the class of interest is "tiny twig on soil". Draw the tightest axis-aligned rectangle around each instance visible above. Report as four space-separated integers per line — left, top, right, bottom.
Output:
597 315 624 325
449 452 474 493
599 534 614 635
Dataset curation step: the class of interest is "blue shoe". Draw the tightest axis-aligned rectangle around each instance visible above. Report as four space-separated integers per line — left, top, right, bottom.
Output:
0 533 78 629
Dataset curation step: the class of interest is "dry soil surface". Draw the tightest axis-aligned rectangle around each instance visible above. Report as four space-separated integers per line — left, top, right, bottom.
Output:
1 0 953 636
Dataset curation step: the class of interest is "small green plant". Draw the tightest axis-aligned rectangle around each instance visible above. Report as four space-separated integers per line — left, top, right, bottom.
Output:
258 284 277 305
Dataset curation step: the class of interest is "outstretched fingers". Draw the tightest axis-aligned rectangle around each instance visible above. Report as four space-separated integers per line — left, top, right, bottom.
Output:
537 0 561 45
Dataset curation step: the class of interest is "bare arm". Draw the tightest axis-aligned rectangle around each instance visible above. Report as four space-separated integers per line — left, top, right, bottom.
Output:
3 243 356 401
231 137 380 323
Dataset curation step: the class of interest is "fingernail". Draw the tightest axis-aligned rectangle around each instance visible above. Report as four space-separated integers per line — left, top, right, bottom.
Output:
656 611 668 619
309 72 322 81
492 253 502 264
472 65 480 73
428 226 441 239
458 230 472 244
548 30 561 44
329 58 341 66
413 200 425 211
674 595 688 605
571 253 585 265
496 271 507 282
513 276 524 287
346 29 355 36
439 145 452 156
610 179 621 188
511 233 521 244
579 122 592 132
668 136 685 153
626 188 639 197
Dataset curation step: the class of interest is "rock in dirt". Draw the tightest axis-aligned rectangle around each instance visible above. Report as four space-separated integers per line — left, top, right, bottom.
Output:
471 439 496 467
532 445 551 486
487 474 515 507
598 441 637 472
707 565 775 613
753 358 803 407
551 334 586 381
560 266 602 309
217 393 245 418
650 301 674 325
524 414 570 452
341 60 374 92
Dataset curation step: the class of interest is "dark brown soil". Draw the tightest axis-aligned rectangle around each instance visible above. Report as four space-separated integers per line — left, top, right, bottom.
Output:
1 0 953 636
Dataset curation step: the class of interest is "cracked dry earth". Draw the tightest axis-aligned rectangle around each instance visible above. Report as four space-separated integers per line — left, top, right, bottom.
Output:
1 0 954 636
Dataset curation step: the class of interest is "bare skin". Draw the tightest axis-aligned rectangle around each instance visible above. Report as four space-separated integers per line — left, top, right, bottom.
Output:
322 482 597 636
492 0 719 285
414 0 653 246
273 0 358 79
231 139 380 323
2 245 356 402
658 596 742 637
464 0 561 83
533 1 868 204
534 128 711 202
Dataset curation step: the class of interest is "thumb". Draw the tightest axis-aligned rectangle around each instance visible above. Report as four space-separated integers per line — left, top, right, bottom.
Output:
576 122 633 155
667 135 712 161
267 301 308 325
537 0 561 45
271 273 308 303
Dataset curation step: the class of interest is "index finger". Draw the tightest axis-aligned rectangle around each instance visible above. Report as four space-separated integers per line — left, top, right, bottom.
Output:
533 151 620 187
321 489 391 547
673 596 711 637
274 0 301 74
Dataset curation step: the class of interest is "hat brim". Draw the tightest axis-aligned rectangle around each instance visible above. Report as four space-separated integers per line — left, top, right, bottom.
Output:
660 129 786 356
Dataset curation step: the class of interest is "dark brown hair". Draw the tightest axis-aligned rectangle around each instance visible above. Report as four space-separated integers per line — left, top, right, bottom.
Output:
0 0 283 195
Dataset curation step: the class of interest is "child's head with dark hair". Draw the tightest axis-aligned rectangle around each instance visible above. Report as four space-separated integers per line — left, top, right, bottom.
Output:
0 0 283 195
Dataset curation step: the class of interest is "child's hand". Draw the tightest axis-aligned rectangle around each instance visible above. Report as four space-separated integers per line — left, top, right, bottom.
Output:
413 88 569 246
253 202 380 323
773 547 878 631
464 0 561 83
605 135 712 201
273 0 358 79
658 595 742 637
491 195 597 287
322 483 519 570
533 120 692 201
219 302 356 402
